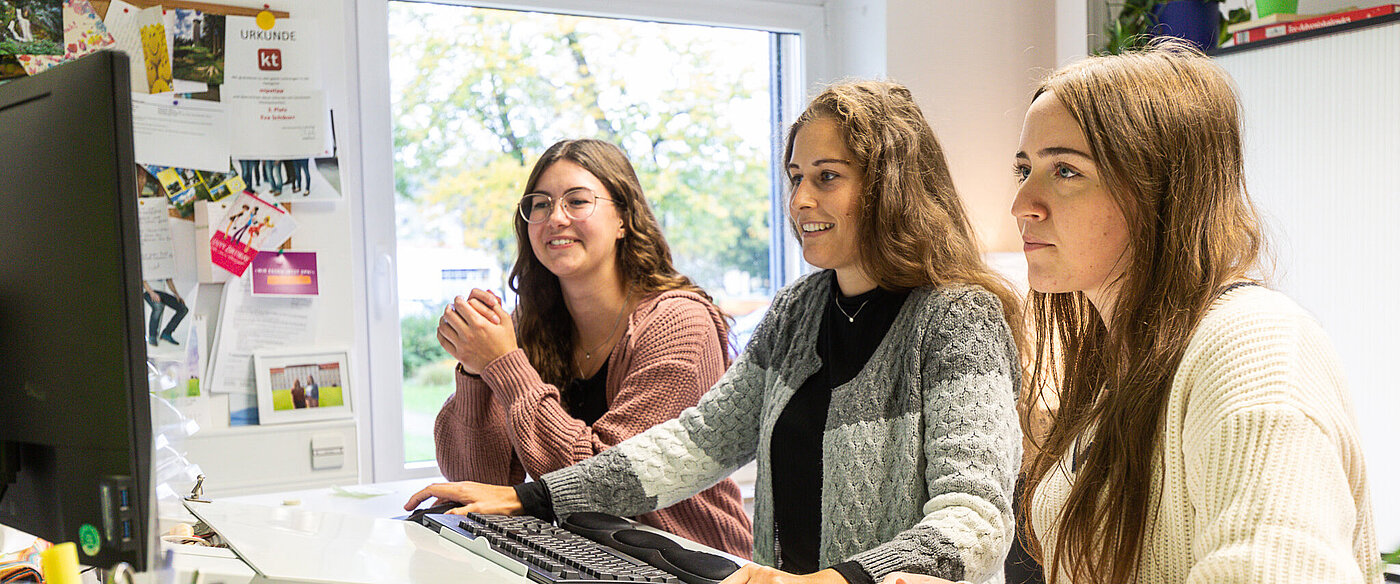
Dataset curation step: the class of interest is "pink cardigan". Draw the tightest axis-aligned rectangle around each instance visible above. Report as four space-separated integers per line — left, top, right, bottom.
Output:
434 290 754 558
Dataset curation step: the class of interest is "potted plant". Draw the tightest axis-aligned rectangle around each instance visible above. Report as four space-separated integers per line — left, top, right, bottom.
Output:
1102 0 1251 53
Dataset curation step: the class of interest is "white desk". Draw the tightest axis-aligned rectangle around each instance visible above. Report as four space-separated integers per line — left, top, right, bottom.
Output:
156 478 742 584
154 477 512 584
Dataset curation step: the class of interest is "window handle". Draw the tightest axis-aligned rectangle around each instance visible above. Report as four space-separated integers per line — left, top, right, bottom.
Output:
373 250 395 320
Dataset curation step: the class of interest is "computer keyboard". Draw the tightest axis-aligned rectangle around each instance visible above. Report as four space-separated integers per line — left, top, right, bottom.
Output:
414 511 739 584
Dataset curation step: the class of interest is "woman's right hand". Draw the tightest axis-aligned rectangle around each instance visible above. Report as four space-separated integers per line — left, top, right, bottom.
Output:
438 288 517 375
403 480 524 516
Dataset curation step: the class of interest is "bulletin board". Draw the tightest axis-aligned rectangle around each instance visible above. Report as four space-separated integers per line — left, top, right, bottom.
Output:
1 0 341 426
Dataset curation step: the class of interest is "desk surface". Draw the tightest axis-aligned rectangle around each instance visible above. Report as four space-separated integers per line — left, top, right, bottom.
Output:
184 498 520 584
171 477 743 583
221 477 443 520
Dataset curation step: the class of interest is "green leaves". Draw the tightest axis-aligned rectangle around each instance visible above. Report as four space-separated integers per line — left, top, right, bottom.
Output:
389 4 773 292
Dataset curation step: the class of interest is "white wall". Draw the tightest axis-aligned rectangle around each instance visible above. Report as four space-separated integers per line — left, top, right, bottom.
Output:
884 1 1058 254
824 0 887 82
1215 22 1400 550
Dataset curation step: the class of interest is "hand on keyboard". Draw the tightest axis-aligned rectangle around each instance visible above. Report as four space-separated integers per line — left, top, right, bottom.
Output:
403 479 522 516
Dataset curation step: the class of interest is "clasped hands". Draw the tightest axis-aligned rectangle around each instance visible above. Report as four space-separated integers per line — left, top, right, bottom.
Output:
438 288 517 375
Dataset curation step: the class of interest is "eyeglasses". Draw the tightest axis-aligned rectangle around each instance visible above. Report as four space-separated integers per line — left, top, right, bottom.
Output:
518 191 619 224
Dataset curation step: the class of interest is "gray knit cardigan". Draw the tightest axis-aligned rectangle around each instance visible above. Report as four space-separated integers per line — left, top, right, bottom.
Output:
541 271 1021 582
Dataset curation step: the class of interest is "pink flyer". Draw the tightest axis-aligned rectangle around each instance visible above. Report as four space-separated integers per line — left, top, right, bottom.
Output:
250 251 319 296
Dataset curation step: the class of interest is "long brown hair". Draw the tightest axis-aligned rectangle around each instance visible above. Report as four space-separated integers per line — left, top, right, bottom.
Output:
1020 40 1267 584
510 139 727 387
783 80 1025 351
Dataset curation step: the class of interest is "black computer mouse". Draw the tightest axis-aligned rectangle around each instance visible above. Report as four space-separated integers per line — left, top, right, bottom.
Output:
403 501 464 525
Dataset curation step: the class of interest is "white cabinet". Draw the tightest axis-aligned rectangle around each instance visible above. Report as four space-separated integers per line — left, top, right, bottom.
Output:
181 420 360 498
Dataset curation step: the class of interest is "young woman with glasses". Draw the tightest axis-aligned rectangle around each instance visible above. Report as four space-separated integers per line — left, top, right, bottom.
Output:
429 138 753 558
409 81 1025 584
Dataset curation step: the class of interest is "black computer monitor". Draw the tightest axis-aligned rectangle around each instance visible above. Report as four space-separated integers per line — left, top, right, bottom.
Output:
0 51 154 571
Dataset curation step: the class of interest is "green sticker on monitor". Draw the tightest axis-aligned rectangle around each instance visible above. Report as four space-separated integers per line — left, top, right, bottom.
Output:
78 524 101 556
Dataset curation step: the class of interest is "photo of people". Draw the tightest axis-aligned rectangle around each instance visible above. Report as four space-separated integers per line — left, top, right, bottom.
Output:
0 0 62 56
170 9 224 85
267 362 342 411
234 155 342 203
142 278 187 348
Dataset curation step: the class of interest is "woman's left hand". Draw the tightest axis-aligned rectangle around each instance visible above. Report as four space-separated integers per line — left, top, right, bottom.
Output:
438 289 517 374
719 566 848 584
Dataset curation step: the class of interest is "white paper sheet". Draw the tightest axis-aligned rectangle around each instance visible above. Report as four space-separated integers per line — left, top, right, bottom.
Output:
205 273 316 397
137 197 176 280
222 16 329 158
102 0 147 94
131 94 231 172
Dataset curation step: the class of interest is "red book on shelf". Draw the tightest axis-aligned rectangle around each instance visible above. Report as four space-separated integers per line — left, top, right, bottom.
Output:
1232 4 1400 45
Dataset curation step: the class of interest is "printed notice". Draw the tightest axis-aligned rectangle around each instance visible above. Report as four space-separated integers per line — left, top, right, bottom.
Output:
131 94 231 172
222 16 327 158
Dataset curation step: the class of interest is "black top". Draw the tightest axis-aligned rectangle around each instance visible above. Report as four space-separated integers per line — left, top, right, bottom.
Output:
770 274 909 583
562 360 609 426
515 361 609 522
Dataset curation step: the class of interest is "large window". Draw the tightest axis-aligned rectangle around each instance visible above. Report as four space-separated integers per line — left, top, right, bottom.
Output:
379 2 806 470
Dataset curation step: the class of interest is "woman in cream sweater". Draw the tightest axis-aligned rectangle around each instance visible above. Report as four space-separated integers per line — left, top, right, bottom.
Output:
1003 40 1378 584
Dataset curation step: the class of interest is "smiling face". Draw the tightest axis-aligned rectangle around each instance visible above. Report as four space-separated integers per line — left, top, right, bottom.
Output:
526 160 625 285
787 118 866 278
1012 92 1132 314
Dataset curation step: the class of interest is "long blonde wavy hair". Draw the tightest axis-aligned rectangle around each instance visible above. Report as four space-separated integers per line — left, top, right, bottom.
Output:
783 79 1026 351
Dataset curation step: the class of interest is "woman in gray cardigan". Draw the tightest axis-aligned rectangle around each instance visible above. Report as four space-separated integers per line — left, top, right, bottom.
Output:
407 80 1024 584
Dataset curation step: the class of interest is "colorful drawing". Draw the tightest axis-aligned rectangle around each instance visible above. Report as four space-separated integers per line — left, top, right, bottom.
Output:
15 0 114 74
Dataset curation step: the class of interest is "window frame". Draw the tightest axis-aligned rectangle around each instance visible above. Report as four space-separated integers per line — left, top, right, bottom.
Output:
353 0 826 481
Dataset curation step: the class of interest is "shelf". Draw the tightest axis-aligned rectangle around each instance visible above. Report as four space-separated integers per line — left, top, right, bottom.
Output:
1211 11 1400 56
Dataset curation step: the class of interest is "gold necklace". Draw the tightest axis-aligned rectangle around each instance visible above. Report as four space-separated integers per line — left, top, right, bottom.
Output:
575 289 634 377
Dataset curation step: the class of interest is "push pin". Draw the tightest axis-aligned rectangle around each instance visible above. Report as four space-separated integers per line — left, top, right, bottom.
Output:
185 474 210 503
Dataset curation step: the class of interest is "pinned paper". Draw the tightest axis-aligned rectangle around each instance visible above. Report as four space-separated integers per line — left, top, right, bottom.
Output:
16 0 115 75
223 16 329 159
131 94 231 172
102 0 149 93
250 251 318 296
0 0 63 56
210 191 297 276
138 7 172 93
137 197 176 280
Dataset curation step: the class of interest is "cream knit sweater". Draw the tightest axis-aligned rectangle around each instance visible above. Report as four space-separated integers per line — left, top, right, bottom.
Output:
1031 286 1380 583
